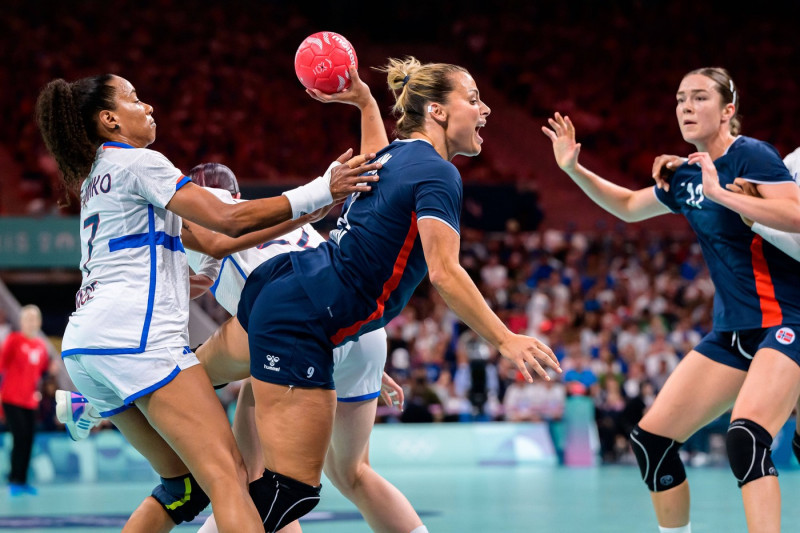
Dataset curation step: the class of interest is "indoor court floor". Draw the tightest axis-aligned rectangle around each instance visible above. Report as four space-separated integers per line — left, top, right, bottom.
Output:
2 464 798 532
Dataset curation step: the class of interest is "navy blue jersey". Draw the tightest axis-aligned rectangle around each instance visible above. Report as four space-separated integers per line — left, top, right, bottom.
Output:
655 136 798 330
291 139 462 345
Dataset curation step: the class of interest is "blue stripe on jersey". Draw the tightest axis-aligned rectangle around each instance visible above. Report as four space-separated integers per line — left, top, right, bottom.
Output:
228 256 248 279
209 256 248 297
98 403 132 417
123 365 181 405
175 176 192 190
337 391 381 403
209 257 227 296
62 205 160 357
109 231 185 253
102 141 135 149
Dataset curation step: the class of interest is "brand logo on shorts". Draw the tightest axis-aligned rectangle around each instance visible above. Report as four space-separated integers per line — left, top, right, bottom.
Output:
264 354 281 372
659 475 674 486
776 327 796 345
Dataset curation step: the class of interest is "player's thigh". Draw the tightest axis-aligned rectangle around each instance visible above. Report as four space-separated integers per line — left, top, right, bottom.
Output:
232 380 264 481
251 379 336 486
135 365 245 485
325 399 378 482
110 406 188 478
196 316 251 386
639 350 745 442
732 347 800 435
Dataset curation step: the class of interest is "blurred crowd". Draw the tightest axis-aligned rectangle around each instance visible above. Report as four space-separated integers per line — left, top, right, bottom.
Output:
3 1 798 213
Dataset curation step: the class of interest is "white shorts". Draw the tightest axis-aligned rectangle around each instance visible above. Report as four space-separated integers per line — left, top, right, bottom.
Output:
333 328 386 402
64 346 200 417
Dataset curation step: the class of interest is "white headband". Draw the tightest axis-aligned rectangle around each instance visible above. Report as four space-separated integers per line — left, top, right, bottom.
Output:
729 80 737 107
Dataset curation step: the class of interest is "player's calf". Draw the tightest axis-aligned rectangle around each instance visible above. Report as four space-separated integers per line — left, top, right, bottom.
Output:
629 425 687 492
249 468 321 533
727 418 778 487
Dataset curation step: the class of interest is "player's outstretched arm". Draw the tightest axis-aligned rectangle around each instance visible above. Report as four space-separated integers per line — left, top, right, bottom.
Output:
307 66 390 156
167 152 380 236
418 218 560 383
688 151 800 232
541 112 668 222
181 213 317 260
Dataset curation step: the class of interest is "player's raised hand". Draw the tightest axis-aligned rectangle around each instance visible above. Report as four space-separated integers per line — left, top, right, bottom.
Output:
306 66 373 109
542 112 581 172
687 152 723 200
651 154 687 192
498 333 561 383
327 149 381 203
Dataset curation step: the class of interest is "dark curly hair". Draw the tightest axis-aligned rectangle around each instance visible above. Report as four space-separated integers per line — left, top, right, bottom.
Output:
35 74 117 198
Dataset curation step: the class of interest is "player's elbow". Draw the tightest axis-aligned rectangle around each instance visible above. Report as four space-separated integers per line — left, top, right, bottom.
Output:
427 262 458 292
214 208 250 238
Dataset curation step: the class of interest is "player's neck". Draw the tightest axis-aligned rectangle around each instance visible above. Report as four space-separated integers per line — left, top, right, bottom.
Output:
410 131 447 160
695 132 737 160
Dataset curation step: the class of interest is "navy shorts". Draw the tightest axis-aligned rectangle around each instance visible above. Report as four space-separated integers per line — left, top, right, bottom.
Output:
238 254 335 389
695 324 800 371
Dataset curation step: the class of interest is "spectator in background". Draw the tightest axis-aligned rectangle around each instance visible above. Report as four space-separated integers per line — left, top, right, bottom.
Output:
562 344 598 397
0 309 11 344
0 305 50 496
503 372 548 422
401 369 443 423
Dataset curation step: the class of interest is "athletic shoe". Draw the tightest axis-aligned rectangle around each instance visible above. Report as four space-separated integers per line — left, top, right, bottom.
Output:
9 483 25 497
55 390 102 441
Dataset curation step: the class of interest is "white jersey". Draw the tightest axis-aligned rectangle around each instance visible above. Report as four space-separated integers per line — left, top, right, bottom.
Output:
749 148 800 262
784 147 800 185
185 188 325 316
62 142 191 356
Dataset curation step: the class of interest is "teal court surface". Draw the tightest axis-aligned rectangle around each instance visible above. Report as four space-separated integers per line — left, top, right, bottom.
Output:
2 465 799 532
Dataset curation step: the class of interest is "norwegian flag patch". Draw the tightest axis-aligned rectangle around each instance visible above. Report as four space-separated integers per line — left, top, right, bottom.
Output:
776 327 796 345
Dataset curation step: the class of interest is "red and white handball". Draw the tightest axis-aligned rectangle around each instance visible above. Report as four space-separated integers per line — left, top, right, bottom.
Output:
294 31 358 94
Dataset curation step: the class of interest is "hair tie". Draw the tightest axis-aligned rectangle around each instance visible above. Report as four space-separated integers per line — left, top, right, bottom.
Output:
401 75 410 87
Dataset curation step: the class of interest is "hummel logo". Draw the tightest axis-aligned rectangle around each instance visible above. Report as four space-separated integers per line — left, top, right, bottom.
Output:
264 354 281 372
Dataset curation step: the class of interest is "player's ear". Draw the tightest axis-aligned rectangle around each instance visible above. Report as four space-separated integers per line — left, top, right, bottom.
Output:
98 110 119 133
721 102 735 121
427 103 445 120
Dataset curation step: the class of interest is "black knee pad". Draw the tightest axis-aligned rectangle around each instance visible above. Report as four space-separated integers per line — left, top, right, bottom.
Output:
727 418 778 487
793 431 800 466
629 425 686 492
151 473 210 525
249 468 321 533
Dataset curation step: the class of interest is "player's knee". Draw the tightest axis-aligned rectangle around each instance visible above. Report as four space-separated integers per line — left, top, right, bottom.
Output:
249 468 321 533
727 418 778 487
324 459 366 497
629 425 686 492
151 473 210 525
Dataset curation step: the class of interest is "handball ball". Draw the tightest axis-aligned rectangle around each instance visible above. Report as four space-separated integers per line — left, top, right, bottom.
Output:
294 31 358 94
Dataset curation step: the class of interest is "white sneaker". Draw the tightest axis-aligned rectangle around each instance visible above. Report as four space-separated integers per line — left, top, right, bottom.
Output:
55 390 102 441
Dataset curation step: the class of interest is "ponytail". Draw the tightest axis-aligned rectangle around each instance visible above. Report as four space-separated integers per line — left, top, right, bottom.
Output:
35 74 116 198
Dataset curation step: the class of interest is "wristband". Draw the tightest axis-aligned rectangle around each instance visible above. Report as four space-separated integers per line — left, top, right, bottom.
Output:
282 161 338 219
